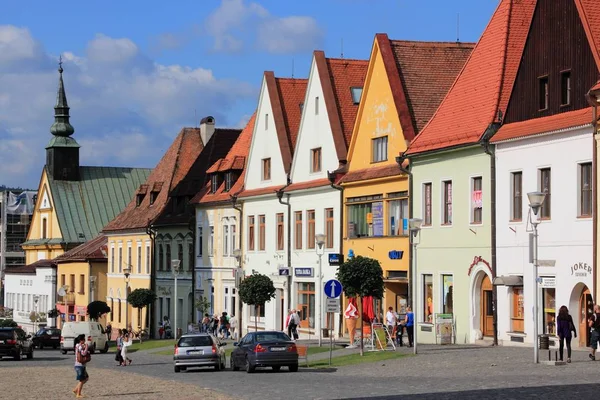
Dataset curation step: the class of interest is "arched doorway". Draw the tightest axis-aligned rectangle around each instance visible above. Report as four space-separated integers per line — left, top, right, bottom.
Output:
578 287 593 348
480 275 494 337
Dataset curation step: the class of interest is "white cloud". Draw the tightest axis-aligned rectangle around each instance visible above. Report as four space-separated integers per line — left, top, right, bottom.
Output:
0 25 256 188
205 0 323 54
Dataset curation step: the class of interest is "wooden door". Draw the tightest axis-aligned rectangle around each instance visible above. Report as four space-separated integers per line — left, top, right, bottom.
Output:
480 276 494 337
579 288 592 348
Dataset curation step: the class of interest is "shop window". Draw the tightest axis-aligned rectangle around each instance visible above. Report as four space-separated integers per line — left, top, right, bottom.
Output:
297 282 315 329
442 180 453 225
423 183 432 226
325 208 334 248
511 287 524 332
471 177 482 224
276 213 284 251
307 210 315 249
372 136 388 162
295 211 303 250
579 162 592 217
388 195 408 236
259 215 266 251
347 195 383 238
248 216 255 251
423 274 433 323
539 168 551 219
442 275 453 314
543 286 556 336
511 172 522 221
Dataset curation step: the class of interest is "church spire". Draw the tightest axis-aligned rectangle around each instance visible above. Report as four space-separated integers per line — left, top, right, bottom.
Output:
50 56 75 137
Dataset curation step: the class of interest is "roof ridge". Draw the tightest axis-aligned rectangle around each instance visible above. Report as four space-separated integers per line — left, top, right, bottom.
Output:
326 57 369 63
390 39 477 46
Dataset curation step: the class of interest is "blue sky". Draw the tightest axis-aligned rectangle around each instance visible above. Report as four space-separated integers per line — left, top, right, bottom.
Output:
0 0 497 189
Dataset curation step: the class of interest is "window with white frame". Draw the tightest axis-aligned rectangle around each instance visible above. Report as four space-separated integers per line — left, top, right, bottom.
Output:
111 245 115 273
231 225 237 254
442 180 452 225
423 183 432 226
471 177 482 224
510 171 522 221
388 192 408 236
197 226 203 257
223 225 229 256
579 162 592 217
441 274 453 314
372 136 388 162
145 243 150 274
137 244 142 273
539 168 551 219
209 226 214 256
118 245 123 273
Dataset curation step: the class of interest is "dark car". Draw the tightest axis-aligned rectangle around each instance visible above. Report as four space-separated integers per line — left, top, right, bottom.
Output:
0 327 34 360
32 327 61 349
173 333 226 373
231 331 298 373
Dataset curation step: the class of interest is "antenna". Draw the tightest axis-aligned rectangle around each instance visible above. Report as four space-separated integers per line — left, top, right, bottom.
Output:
341 38 344 59
292 58 295 78
457 13 460 43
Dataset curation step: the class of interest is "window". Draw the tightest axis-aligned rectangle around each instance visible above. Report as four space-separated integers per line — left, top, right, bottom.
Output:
307 210 316 249
79 275 85 294
347 196 383 238
150 191 158 205
209 227 214 256
423 183 432 226
137 245 142 274
442 180 453 225
110 299 114 321
69 274 75 293
295 211 303 249
311 148 322 173
511 172 522 221
211 174 219 193
442 275 453 314
372 136 388 162
579 162 592 217
276 213 284 251
223 226 229 256
197 226 203 257
111 246 115 273
350 87 363 105
388 194 408 236
231 225 236 255
561 70 571 106
297 282 315 328
539 76 549 110
61 274 65 289
249 303 266 318
423 274 433 323
42 218 47 239
259 215 266 251
225 172 233 192
118 246 123 273
145 244 150 274
265 113 269 130
325 208 334 248
136 193 144 206
188 242 194 271
511 287 524 332
177 243 183 267
542 286 556 335
165 244 171 271
248 216 255 251
471 177 482 224
539 168 551 219
315 96 319 115
158 244 164 271
262 158 271 181
127 245 132 272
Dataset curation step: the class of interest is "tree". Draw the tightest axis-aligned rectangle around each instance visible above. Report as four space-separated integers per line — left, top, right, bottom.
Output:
238 273 276 331
127 289 157 330
0 319 18 327
195 296 211 316
87 301 111 321
47 308 60 319
337 256 385 355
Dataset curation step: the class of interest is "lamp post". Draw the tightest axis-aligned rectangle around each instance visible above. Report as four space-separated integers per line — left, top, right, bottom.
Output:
123 266 131 331
527 191 546 364
315 233 326 347
171 259 181 339
409 218 423 355
233 249 242 338
33 295 39 332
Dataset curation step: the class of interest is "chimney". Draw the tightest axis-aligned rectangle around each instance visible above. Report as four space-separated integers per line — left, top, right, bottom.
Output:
200 116 216 145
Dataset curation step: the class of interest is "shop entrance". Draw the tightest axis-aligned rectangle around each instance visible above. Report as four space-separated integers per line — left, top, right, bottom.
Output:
480 275 493 337
579 287 593 348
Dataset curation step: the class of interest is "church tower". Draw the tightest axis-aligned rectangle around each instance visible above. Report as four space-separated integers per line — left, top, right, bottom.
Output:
45 60 80 181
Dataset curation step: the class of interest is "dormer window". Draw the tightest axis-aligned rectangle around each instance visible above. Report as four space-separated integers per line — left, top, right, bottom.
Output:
149 192 158 205
211 174 220 193
224 172 235 192
136 184 148 207
150 182 163 205
351 87 363 105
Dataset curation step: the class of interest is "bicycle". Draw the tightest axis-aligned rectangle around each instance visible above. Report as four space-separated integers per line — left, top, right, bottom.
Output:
132 327 149 343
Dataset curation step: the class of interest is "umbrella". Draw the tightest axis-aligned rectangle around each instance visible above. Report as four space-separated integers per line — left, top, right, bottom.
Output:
362 296 375 323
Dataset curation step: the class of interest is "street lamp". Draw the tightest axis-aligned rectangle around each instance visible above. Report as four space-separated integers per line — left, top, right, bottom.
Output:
233 249 242 338
123 266 131 331
527 191 546 364
172 259 181 340
409 218 423 355
33 295 39 332
315 233 326 347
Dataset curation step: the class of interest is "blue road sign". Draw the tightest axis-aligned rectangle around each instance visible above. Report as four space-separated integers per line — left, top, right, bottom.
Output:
324 279 343 298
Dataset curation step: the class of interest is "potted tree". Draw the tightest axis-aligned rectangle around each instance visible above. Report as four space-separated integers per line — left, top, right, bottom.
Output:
127 289 157 342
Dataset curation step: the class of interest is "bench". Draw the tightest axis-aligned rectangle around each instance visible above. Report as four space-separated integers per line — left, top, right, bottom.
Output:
296 344 309 367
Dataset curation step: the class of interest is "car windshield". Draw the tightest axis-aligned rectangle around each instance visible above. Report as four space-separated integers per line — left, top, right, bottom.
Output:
255 332 291 342
178 336 213 347
0 331 14 339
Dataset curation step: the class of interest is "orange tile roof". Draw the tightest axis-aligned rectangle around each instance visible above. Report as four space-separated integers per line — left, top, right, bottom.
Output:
339 164 405 184
238 184 286 199
406 0 536 155
283 179 332 192
55 234 108 263
390 40 475 133
276 77 308 151
577 0 600 69
492 107 593 142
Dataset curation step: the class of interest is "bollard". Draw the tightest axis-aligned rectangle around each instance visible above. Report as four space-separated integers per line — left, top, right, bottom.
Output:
555 351 558 362
548 350 551 361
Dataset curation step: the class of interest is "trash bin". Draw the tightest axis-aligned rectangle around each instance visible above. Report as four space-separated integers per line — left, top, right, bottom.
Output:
177 328 182 339
539 334 549 350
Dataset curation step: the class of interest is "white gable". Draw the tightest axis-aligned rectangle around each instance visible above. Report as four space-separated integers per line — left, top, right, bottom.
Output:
39 187 52 210
290 56 339 184
245 75 288 190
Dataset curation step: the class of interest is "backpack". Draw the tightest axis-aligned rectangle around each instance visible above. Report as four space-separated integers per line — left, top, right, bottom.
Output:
76 345 91 364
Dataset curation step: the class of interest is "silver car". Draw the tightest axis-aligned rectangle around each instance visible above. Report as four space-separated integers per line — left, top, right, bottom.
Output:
173 333 226 372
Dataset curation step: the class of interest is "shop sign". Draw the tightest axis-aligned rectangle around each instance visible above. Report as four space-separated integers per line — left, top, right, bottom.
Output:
278 267 290 276
571 262 592 277
539 277 556 288
328 253 342 266
295 267 313 277
388 250 403 260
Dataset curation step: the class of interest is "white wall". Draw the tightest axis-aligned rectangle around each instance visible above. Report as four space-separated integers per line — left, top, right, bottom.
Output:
495 126 593 345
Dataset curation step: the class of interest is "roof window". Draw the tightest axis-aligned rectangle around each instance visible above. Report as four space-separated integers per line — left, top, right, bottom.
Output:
350 87 363 105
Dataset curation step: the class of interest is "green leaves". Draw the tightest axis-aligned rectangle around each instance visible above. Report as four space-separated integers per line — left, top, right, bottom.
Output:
87 301 111 321
127 289 157 309
194 296 211 314
238 273 276 306
337 256 385 299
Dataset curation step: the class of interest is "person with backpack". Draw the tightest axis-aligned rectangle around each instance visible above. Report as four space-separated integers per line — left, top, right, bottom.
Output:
72 334 90 398
588 304 600 360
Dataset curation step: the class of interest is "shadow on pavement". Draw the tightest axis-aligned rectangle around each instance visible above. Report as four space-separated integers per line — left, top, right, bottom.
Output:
97 391 159 397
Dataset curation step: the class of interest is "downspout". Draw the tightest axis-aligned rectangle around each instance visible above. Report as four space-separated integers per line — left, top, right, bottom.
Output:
395 155 413 308
328 170 344 337
276 176 293 321
481 122 501 347
587 92 598 302
146 221 156 338
231 194 244 335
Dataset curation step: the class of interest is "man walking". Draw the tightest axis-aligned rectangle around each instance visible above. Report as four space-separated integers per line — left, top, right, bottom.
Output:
386 307 397 343
404 306 414 348
589 304 600 360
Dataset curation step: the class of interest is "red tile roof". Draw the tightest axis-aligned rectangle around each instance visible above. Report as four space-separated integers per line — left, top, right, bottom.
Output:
339 164 405 184
193 114 256 205
406 0 536 155
55 234 108 263
283 179 332 192
5 259 56 275
238 184 285 199
276 77 308 152
492 107 593 142
577 0 600 70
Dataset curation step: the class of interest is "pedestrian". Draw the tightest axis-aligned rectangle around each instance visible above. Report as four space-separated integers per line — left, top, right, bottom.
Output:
404 306 414 347
121 329 132 366
229 314 237 340
589 304 600 360
386 307 397 343
72 334 90 398
202 313 210 333
290 309 300 340
556 305 576 363
219 312 229 339
105 322 112 341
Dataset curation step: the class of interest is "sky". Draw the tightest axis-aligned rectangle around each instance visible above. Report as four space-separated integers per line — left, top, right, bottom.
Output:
0 0 498 189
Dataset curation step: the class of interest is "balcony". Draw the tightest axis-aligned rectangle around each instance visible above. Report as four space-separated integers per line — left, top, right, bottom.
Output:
58 292 76 306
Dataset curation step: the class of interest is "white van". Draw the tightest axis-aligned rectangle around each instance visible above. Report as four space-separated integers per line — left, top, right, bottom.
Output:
60 322 109 354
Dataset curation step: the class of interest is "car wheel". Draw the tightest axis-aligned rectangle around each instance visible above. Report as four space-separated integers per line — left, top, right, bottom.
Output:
61 350 67 355
39 343 43 350
14 349 22 361
174 366 181 373
289 364 298 372
215 361 221 371
245 357 255 373
272 366 281 372
100 342 109 354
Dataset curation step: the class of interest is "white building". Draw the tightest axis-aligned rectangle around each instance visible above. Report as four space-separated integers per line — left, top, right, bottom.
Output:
493 110 594 348
3 259 57 332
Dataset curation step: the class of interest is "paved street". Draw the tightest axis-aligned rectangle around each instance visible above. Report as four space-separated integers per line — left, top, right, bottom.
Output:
2 342 600 399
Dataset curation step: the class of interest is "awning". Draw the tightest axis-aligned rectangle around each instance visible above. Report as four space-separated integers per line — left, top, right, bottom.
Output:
493 275 523 286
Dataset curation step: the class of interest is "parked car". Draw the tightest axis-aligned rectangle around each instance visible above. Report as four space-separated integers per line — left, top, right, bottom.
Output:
231 331 298 373
0 327 34 360
173 333 226 373
32 327 61 349
60 322 109 354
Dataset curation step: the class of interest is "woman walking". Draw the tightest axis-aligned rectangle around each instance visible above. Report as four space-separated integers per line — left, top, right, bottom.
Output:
557 305 577 363
404 306 415 348
120 329 133 366
72 334 89 398
115 330 124 366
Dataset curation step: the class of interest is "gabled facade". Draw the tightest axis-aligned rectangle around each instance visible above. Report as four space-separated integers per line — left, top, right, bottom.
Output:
406 0 535 345
342 34 474 324
239 73 307 333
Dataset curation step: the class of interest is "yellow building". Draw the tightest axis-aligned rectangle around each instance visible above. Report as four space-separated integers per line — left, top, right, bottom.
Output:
340 34 473 316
